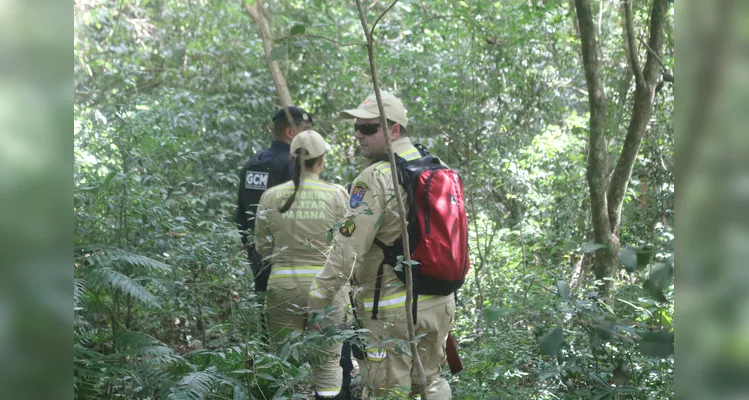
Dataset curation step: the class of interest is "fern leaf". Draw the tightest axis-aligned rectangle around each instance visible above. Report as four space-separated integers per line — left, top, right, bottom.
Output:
76 245 171 273
168 369 220 400
74 279 89 308
88 268 161 309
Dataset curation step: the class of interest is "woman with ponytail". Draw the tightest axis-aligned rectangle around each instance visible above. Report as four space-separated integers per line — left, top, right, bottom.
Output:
254 130 352 400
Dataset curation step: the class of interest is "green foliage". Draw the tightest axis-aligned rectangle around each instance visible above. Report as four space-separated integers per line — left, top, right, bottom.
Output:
74 0 673 398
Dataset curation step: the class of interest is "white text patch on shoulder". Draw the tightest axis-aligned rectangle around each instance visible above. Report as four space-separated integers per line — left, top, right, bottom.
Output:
245 171 269 190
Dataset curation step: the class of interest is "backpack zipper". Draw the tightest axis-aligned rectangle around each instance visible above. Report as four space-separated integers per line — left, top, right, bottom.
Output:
423 171 436 234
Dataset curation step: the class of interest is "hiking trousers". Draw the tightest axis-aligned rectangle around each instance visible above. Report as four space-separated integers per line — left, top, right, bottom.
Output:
358 296 455 400
265 268 349 398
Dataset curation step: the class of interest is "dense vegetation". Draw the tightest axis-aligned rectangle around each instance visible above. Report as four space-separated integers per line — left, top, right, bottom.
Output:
74 0 674 398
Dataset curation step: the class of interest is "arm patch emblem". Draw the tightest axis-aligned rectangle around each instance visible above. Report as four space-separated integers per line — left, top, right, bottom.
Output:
350 182 369 208
339 217 356 237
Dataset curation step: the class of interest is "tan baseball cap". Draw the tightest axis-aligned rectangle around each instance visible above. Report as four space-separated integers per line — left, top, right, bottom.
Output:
290 130 330 160
339 91 408 128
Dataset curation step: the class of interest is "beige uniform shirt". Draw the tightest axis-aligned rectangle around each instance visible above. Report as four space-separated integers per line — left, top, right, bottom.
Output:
255 172 349 274
309 137 450 317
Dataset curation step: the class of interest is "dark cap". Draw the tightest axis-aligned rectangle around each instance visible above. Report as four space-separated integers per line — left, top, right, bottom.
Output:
272 106 313 124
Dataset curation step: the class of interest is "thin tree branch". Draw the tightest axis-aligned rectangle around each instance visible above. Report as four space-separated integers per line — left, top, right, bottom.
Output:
638 36 673 82
371 0 399 37
277 33 366 47
305 34 367 47
624 0 645 88
354 0 428 397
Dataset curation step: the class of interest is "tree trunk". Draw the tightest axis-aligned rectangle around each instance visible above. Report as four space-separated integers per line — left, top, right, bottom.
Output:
608 0 669 232
574 0 670 295
575 0 617 292
243 1 298 131
243 1 291 106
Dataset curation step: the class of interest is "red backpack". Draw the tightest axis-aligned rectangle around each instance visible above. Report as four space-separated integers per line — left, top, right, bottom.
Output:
371 145 470 319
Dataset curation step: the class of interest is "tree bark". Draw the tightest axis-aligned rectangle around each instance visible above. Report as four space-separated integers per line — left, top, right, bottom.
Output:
243 2 292 106
607 0 669 232
575 0 617 291
575 0 670 294
243 1 298 131
353 1 429 398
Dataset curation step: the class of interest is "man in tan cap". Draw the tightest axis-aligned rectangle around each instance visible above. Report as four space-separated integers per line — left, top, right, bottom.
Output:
308 92 455 399
255 130 352 399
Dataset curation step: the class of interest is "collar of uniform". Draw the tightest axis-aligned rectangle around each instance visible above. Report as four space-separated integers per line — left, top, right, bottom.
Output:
270 140 291 152
389 137 413 154
300 171 320 180
368 137 414 166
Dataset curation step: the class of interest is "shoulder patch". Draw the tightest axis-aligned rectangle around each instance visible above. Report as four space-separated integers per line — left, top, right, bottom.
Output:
245 171 270 190
339 217 356 237
349 181 369 208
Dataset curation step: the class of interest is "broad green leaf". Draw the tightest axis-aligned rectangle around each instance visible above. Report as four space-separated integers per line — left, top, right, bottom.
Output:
588 371 609 388
636 248 653 269
230 369 255 374
556 280 570 300
482 306 509 323
638 329 674 358
374 213 385 230
256 372 277 382
269 45 287 61
582 242 606 253
290 24 306 35
643 262 674 302
538 369 559 381
620 246 638 272
103 171 117 188
594 323 614 341
279 342 291 360
539 327 564 355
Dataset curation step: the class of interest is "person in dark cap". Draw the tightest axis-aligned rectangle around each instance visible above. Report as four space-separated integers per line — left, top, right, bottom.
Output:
236 106 313 293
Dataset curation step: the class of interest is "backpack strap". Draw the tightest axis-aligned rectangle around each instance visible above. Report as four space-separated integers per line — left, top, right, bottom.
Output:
414 143 430 156
371 258 386 320
371 238 395 319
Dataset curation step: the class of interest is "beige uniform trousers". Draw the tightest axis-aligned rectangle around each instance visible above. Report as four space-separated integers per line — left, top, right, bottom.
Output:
266 272 349 399
359 296 455 400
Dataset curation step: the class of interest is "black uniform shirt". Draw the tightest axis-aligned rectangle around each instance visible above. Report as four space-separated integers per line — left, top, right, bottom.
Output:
236 140 293 245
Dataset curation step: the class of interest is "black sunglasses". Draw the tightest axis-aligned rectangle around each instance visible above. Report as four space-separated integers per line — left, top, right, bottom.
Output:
354 123 381 136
